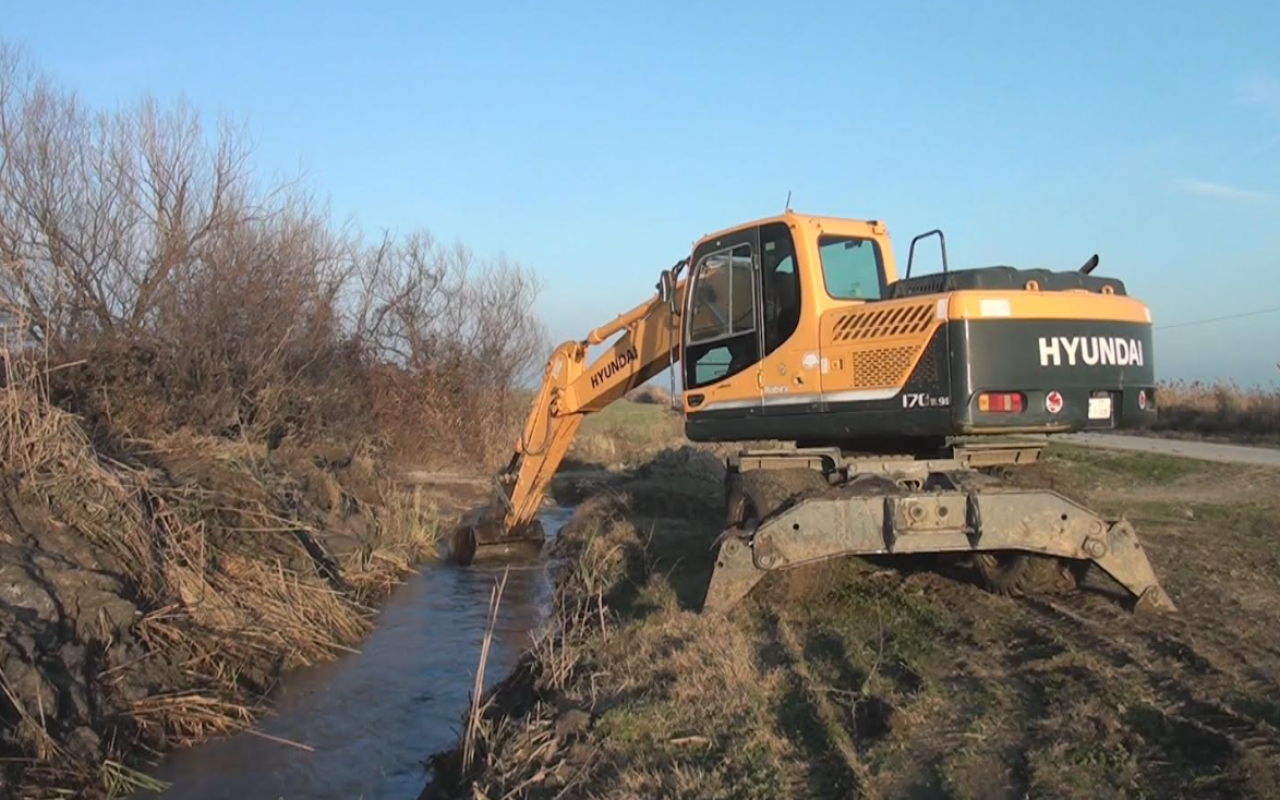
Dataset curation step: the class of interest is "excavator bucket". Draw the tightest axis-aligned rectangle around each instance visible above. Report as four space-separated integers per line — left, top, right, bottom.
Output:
702 484 1175 614
449 505 545 565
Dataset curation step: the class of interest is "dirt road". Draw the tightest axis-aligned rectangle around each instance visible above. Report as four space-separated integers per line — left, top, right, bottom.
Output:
1063 432 1280 468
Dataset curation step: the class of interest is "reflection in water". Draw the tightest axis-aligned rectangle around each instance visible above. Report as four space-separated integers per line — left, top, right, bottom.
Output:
146 508 571 800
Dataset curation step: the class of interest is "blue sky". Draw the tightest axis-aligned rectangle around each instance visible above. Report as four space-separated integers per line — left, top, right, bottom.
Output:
5 0 1279 383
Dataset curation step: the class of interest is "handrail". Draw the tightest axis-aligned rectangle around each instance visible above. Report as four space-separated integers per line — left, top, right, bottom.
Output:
905 229 949 280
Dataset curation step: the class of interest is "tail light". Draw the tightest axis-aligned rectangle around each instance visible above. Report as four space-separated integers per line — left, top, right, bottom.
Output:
978 392 1025 413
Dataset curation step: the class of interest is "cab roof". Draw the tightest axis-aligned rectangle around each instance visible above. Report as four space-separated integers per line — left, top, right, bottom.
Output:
692 210 887 250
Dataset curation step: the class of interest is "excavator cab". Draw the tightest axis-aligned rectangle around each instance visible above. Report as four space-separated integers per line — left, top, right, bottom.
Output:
452 212 1173 614
680 216 897 441
678 213 1154 445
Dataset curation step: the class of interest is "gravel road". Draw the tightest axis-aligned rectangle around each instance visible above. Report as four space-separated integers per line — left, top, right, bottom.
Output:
1062 432 1280 468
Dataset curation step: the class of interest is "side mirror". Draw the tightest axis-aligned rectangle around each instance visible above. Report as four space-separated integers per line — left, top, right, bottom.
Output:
657 270 678 315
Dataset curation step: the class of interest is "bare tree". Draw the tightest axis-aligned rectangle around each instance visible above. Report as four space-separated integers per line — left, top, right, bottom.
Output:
352 232 546 462
0 43 546 460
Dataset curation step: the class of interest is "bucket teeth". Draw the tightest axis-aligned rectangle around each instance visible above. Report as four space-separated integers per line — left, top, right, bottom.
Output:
702 534 764 614
1135 585 1176 614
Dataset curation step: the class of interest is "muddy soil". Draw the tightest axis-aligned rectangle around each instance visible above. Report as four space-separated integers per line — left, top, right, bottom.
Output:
425 445 1280 800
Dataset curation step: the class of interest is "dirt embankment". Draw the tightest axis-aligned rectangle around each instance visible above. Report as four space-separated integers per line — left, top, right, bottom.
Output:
425 442 1280 800
0 47 549 799
0 384 449 799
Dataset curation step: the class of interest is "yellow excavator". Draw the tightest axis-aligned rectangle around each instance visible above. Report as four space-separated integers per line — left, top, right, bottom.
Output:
453 211 1173 613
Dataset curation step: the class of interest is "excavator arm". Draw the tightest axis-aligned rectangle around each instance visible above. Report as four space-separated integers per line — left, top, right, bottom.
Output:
451 266 686 562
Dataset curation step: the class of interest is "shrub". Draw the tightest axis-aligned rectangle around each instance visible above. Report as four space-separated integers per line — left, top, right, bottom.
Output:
0 45 544 464
625 384 672 405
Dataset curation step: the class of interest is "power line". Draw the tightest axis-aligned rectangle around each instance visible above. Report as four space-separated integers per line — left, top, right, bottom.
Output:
1156 305 1280 331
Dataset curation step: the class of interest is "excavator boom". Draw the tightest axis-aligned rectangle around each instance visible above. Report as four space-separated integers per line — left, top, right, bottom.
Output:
450 268 685 562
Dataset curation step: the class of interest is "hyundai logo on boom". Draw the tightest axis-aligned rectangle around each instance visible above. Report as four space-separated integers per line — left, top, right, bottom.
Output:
591 347 638 388
1038 336 1144 367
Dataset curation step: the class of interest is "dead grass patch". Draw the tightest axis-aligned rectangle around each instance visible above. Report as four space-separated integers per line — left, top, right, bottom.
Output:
432 445 1280 800
570 400 687 467
1155 380 1280 443
429 491 798 800
0 346 444 798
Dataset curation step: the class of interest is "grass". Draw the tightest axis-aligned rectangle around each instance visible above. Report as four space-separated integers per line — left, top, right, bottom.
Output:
1120 498 1277 529
433 429 1280 800
1154 379 1280 444
1046 443 1217 484
101 761 171 797
571 400 685 466
0 344 447 799
578 397 677 439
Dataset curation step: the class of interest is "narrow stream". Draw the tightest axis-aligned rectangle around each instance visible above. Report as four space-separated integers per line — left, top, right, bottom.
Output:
145 507 572 800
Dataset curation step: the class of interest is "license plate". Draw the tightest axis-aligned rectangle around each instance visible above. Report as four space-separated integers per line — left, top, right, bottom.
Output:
1088 396 1113 420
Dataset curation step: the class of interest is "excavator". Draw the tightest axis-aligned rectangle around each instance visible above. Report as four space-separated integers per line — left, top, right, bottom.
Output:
452 211 1174 613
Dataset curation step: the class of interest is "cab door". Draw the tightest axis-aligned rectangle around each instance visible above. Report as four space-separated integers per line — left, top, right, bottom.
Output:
681 226 764 420
757 221 816 415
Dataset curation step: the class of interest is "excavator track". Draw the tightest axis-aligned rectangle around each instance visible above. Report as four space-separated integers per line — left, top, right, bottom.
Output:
704 447 1174 614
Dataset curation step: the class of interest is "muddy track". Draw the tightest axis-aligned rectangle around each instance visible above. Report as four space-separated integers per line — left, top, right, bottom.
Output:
871 553 1280 797
1019 594 1280 761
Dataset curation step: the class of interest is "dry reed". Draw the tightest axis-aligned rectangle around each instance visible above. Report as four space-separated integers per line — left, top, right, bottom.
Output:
0 332 441 797
462 567 510 774
1155 378 1280 441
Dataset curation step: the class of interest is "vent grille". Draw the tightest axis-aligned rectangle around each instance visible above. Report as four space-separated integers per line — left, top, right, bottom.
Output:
912 340 940 384
833 302 935 342
889 275 948 298
852 346 918 388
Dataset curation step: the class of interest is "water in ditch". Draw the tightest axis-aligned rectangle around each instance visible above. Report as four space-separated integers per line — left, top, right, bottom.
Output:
144 507 572 800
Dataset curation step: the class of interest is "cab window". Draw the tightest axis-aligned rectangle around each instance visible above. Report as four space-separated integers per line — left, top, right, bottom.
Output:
760 223 800 354
688 244 755 342
819 236 884 300
691 345 734 386
685 242 758 389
